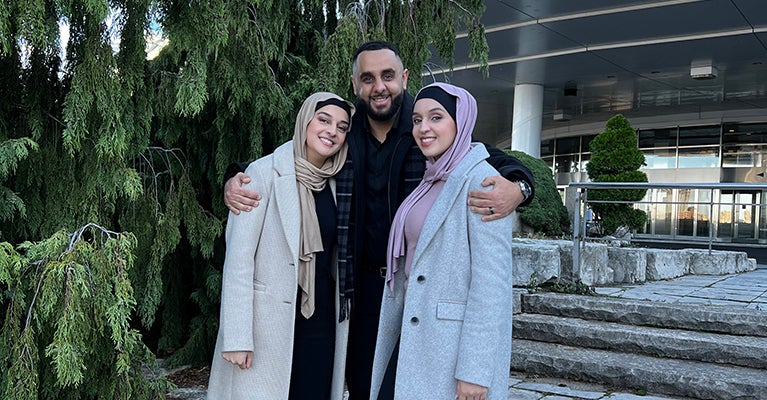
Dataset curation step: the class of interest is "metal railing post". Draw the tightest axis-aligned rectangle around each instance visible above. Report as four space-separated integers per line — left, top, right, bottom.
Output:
572 189 582 282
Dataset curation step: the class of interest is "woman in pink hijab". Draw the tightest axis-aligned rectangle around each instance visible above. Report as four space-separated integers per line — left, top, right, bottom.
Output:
370 83 514 400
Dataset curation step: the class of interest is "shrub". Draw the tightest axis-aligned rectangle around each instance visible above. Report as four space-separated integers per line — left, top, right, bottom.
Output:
586 114 648 234
507 151 570 236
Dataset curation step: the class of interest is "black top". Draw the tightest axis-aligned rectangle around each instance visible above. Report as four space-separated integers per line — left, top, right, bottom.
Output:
361 125 401 269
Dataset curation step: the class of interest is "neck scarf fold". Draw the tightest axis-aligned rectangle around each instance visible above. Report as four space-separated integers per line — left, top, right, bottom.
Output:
293 92 354 317
386 83 478 290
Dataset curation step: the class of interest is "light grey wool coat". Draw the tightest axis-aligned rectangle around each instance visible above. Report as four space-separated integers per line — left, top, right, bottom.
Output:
369 144 514 400
207 141 349 400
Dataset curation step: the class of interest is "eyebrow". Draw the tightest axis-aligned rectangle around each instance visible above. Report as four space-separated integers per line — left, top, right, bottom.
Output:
359 68 396 78
317 111 349 124
413 107 446 115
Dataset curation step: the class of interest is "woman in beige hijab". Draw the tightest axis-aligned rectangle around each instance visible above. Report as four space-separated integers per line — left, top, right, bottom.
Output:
207 92 354 400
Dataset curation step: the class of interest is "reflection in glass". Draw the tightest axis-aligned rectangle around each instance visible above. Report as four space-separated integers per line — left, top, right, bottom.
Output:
677 189 712 237
678 125 720 146
639 128 676 148
719 192 733 238
653 189 673 235
736 192 756 239
722 145 756 167
677 147 719 168
555 154 577 173
642 148 676 169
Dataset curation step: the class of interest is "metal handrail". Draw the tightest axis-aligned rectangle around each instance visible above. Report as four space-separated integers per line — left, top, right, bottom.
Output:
569 182 767 281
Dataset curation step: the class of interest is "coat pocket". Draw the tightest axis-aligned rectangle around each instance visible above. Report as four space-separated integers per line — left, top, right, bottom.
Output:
436 301 466 321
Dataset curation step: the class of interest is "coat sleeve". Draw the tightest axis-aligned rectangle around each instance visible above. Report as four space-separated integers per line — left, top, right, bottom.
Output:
454 174 514 387
481 142 535 206
222 161 250 189
219 159 272 352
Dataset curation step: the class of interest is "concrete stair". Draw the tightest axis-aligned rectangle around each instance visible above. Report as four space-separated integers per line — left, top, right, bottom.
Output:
512 293 767 400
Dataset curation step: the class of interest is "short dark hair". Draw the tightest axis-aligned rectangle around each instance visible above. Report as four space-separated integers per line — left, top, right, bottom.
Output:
352 40 402 64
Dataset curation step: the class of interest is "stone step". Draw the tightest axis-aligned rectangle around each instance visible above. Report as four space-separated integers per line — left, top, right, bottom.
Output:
512 339 767 400
521 292 767 337
513 313 767 369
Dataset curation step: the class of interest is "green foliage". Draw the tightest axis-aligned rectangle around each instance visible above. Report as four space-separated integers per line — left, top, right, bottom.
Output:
1 0 489 390
0 138 38 221
586 114 648 234
0 226 173 399
507 150 570 236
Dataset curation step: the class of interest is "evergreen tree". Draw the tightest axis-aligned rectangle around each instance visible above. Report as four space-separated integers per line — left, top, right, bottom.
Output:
586 114 648 235
1 0 490 397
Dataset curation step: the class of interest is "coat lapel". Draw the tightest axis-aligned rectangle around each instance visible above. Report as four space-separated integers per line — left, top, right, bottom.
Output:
409 175 466 268
409 145 488 269
272 142 301 262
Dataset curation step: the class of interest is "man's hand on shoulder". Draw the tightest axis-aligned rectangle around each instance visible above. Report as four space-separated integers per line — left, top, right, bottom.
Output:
224 172 262 215
468 176 525 222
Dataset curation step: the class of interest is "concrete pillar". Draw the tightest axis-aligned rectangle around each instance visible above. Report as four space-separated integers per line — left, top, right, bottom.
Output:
511 83 543 158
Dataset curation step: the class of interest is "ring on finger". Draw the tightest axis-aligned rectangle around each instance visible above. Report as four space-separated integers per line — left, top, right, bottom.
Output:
488 206 494 215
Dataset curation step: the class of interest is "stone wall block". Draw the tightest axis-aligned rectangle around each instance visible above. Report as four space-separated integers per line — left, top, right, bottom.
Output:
645 249 690 280
608 247 647 283
512 243 560 286
688 249 738 275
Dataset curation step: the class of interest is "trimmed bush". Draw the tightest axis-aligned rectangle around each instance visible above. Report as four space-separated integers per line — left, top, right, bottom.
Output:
507 151 570 236
586 114 648 234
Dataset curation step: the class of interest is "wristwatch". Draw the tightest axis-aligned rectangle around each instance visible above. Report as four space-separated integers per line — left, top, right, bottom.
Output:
516 181 532 201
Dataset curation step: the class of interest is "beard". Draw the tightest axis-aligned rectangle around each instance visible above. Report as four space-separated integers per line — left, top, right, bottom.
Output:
365 91 404 122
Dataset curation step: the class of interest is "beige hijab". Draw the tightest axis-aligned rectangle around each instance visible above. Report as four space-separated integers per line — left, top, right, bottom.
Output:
293 92 354 318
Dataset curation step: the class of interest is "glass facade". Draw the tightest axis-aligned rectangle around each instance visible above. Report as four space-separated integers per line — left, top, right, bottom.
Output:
546 121 767 243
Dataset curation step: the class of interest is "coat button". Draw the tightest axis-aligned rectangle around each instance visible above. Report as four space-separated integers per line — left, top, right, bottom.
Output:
410 317 419 325
417 275 425 282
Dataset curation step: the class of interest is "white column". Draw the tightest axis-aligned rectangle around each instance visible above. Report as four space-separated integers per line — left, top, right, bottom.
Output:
511 83 543 158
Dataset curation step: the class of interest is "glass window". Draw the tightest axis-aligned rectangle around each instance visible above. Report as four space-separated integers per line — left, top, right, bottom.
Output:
678 125 720 146
556 137 580 154
578 154 590 174
676 189 710 237
722 145 757 167
642 148 676 169
677 147 719 168
540 139 554 157
581 134 596 153
639 128 676 148
555 154 578 174
723 123 767 144
653 188 673 236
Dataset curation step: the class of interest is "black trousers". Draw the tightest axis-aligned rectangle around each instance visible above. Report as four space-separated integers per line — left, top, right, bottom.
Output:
345 269 397 400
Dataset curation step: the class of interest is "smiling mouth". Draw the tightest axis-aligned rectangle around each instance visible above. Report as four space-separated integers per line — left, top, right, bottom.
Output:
319 137 335 146
419 137 436 145
371 95 389 105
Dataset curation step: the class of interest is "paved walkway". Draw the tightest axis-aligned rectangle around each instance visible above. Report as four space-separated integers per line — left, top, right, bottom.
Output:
594 265 767 310
167 267 767 400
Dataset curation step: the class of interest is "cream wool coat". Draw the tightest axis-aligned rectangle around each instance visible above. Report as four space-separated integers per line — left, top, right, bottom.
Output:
207 141 349 400
369 145 514 400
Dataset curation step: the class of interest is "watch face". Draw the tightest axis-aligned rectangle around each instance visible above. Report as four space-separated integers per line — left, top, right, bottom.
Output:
519 181 531 197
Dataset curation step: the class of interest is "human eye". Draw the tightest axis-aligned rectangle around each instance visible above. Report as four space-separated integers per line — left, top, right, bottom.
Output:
430 114 442 122
412 116 422 125
337 124 349 134
383 73 394 81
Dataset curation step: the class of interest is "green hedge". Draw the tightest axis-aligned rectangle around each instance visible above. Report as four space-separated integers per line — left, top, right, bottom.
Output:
507 151 570 236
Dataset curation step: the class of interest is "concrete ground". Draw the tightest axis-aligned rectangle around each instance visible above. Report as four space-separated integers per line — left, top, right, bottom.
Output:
167 266 767 400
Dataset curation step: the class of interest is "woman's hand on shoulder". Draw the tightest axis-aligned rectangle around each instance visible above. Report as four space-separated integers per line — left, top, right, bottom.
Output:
222 351 253 369
456 380 488 400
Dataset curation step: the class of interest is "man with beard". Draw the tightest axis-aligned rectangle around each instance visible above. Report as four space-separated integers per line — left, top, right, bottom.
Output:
223 41 534 399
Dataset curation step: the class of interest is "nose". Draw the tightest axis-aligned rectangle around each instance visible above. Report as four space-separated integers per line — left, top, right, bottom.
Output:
417 120 429 134
373 77 386 92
